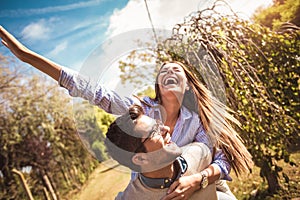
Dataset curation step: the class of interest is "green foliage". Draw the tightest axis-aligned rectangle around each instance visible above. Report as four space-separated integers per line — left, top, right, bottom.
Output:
94 107 115 135
118 49 160 89
253 0 300 29
137 86 156 98
73 101 112 162
92 140 108 161
0 58 98 199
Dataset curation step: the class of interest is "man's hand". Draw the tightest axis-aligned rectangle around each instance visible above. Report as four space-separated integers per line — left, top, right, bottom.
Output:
162 174 202 200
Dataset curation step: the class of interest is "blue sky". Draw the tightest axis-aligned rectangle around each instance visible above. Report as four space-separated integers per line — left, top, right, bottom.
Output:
0 0 273 72
0 0 129 70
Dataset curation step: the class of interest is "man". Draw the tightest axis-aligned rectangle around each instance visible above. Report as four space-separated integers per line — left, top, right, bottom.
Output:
105 104 217 200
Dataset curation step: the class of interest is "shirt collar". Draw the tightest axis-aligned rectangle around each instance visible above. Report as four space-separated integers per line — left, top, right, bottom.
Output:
151 101 193 122
139 156 188 189
180 105 194 121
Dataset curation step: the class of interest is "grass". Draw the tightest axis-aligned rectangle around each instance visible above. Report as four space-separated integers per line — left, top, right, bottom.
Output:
66 153 300 200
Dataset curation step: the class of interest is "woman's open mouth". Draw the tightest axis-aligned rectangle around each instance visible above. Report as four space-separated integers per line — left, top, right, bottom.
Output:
163 77 178 86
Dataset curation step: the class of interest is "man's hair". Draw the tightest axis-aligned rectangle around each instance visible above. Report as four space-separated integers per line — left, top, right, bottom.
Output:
105 104 147 171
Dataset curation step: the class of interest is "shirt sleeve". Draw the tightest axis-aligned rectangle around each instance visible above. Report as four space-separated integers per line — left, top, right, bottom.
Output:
194 125 232 181
212 149 232 181
58 67 139 115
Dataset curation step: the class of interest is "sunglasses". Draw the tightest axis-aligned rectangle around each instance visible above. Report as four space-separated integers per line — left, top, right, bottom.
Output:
134 120 165 153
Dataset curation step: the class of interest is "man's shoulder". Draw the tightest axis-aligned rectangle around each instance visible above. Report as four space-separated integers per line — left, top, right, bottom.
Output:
180 142 212 175
181 142 210 162
181 142 210 154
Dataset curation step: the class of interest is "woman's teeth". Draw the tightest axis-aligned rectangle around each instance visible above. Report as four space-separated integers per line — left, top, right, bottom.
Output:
164 77 178 85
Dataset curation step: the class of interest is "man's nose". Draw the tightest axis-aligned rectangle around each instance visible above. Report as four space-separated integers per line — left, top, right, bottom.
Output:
161 125 170 136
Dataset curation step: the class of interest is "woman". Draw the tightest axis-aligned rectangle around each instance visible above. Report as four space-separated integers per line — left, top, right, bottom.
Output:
0 25 253 199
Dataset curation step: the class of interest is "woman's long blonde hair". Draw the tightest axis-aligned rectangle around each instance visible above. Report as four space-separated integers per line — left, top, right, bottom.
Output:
154 61 253 176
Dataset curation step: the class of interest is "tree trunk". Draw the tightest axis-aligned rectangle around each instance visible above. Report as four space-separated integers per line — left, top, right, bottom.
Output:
43 187 51 200
261 159 281 193
45 171 60 200
42 173 58 200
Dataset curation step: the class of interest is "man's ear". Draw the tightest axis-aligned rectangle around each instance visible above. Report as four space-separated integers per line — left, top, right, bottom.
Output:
185 83 190 91
132 153 149 166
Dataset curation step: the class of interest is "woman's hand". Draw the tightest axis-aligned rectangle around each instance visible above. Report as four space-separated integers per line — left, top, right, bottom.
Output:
162 174 201 200
0 25 61 81
0 25 30 62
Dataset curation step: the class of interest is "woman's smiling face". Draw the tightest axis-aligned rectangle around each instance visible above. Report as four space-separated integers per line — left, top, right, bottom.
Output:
157 62 189 100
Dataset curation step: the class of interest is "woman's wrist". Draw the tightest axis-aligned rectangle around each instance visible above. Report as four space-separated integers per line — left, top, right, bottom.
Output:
199 171 209 189
192 173 202 189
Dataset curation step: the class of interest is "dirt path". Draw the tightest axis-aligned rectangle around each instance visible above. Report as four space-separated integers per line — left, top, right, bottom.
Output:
68 159 131 200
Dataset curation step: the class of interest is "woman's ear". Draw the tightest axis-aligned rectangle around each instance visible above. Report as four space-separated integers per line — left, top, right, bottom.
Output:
132 153 149 166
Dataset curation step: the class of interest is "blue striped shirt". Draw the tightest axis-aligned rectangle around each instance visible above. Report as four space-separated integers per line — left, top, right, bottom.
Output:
58 67 231 180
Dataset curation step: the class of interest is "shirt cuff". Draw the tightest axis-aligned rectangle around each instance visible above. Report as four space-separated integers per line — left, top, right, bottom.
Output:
58 66 77 88
211 163 232 181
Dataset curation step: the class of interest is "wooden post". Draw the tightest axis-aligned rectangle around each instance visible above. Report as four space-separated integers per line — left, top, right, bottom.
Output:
11 168 34 200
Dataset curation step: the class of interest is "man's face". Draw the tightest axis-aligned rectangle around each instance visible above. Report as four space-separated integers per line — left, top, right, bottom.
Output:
133 115 182 171
134 115 172 151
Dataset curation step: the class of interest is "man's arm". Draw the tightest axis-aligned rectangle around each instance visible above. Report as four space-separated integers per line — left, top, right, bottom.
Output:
192 182 217 200
162 142 220 200
0 25 61 81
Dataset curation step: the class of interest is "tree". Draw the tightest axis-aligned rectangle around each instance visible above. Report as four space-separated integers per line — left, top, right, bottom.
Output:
117 0 299 195
73 100 112 162
0 55 99 199
253 0 300 29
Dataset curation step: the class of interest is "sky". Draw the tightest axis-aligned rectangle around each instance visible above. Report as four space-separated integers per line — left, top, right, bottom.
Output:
0 0 273 71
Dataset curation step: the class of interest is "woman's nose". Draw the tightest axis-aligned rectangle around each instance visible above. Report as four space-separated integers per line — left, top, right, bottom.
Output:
167 68 174 74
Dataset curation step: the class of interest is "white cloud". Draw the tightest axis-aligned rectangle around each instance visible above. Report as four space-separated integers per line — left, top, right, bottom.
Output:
106 0 273 37
21 19 51 40
228 0 273 19
106 0 204 37
48 41 68 57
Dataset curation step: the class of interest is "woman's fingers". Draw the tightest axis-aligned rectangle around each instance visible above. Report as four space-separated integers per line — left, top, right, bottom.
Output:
1 40 8 48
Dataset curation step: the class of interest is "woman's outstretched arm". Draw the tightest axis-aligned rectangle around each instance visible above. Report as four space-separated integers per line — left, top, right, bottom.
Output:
0 25 140 114
0 25 61 81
